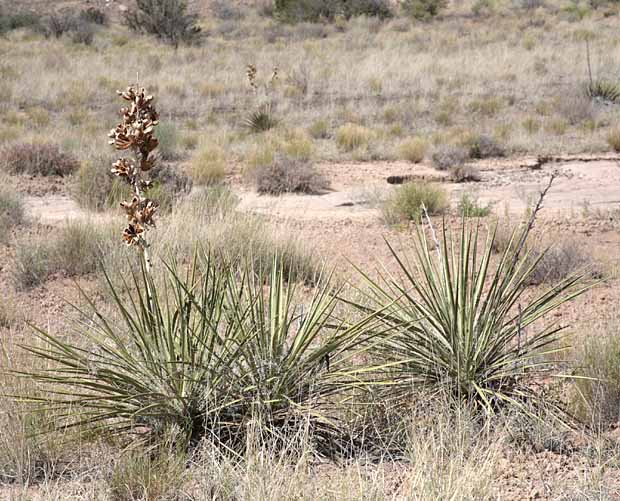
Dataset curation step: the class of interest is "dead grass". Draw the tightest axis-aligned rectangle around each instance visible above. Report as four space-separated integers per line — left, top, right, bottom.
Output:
189 142 227 185
0 184 25 244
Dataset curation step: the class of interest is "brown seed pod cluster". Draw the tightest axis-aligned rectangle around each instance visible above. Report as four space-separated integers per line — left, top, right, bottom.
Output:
109 85 160 250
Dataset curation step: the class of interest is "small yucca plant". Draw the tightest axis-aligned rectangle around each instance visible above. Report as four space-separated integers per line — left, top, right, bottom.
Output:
586 78 620 104
244 64 279 133
345 222 591 419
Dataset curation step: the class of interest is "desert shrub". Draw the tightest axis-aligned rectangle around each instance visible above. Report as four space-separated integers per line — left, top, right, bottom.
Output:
39 10 78 38
526 238 593 285
606 128 620 152
574 326 620 426
336 123 373 151
586 78 620 104
79 7 107 25
254 155 329 195
0 9 40 35
431 144 468 171
0 186 25 244
274 0 393 22
0 143 79 177
16 255 373 451
457 192 492 217
347 223 588 417
401 0 447 20
558 91 595 125
70 19 95 45
382 182 449 223
451 164 481 183
462 133 506 159
211 0 244 20
398 137 428 163
124 0 202 47
189 143 227 185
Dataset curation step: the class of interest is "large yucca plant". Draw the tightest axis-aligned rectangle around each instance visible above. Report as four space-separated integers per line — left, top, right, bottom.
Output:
13 255 377 453
346 222 591 417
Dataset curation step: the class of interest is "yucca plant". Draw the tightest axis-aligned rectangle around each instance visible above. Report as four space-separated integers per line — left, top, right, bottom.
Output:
226 261 378 454
245 65 279 133
586 78 620 104
14 254 246 447
13 255 378 453
345 222 591 418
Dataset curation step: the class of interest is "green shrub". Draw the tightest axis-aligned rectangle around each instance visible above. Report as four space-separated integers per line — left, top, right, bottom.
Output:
382 182 449 223
16 255 374 451
398 137 428 163
347 223 589 417
401 0 447 21
0 9 40 35
0 143 79 177
124 0 202 47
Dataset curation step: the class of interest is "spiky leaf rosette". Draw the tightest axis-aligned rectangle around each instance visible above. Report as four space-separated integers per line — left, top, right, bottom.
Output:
344 222 592 420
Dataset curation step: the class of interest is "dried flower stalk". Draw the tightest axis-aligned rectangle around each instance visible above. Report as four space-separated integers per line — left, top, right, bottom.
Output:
108 85 160 271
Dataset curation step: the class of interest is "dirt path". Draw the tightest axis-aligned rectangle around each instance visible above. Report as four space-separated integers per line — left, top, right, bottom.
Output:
24 157 620 224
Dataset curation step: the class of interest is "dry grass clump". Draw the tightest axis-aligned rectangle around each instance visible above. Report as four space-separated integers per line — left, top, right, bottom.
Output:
336 123 373 152
189 143 227 185
252 154 329 195
382 182 449 223
0 143 79 177
0 185 25 244
574 322 620 427
606 128 620 152
398 137 428 163
308 119 330 139
11 220 117 290
558 92 596 126
431 144 468 171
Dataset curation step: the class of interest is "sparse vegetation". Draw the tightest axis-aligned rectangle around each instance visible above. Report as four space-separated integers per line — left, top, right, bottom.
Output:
526 238 593 285
458 192 492 217
0 143 79 177
253 154 329 195
401 0 447 20
382 182 449 223
431 144 468 171
124 0 202 47
462 133 506 159
189 143 227 185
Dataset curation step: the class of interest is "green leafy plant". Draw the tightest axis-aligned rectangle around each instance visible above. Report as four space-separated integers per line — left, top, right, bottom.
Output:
244 105 278 133
345 222 590 418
